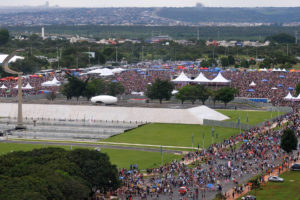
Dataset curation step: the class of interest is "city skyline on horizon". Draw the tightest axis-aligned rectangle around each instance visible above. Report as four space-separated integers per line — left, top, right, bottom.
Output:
1 0 300 8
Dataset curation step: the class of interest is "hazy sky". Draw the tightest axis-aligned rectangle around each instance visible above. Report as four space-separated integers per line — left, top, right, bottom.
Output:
1 0 300 7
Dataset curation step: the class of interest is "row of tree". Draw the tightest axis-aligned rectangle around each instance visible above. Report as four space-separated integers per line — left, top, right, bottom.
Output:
0 148 120 200
176 85 238 107
60 73 124 100
146 79 238 107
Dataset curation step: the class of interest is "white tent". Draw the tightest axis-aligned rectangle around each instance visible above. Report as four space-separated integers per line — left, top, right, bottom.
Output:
283 92 295 101
112 68 126 74
87 68 114 76
260 68 268 72
192 72 211 83
271 87 278 90
210 73 231 83
23 83 34 90
13 84 21 89
295 94 300 101
0 84 7 89
41 77 61 87
249 81 256 87
172 72 192 82
87 69 102 74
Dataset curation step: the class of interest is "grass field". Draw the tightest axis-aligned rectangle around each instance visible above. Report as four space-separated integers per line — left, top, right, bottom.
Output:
240 171 300 200
105 123 238 148
217 110 285 126
0 143 180 170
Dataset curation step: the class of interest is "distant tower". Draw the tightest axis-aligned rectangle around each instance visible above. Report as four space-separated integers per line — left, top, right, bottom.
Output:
41 27 45 39
45 1 49 8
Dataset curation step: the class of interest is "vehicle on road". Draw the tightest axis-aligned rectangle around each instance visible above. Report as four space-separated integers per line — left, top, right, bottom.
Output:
268 176 284 182
241 195 256 200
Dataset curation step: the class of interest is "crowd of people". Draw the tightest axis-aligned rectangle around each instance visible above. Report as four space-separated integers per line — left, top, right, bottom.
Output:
114 109 300 199
0 66 299 107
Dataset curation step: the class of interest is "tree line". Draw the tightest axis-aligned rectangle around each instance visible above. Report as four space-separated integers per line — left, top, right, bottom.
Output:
146 79 238 107
60 73 124 100
0 147 120 200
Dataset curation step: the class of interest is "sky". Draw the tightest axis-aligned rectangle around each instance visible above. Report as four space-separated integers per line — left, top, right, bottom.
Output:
1 0 300 7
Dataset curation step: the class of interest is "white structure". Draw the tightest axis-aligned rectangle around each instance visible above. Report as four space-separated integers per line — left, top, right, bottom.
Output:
0 84 7 89
171 90 179 95
192 72 211 83
0 54 24 64
41 77 61 87
23 83 34 90
41 27 45 40
87 68 114 76
0 104 229 125
91 95 118 105
249 81 256 87
211 73 231 83
283 92 295 101
172 72 192 82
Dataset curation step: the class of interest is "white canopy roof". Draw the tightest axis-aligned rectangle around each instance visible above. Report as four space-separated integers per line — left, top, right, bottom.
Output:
192 72 211 83
172 72 192 82
0 84 7 89
271 87 278 90
249 81 256 87
41 77 61 87
283 92 295 101
210 73 231 83
260 68 268 72
87 68 114 76
23 83 34 90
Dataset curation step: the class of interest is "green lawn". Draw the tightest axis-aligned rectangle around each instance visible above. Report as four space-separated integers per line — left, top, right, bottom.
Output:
217 109 285 126
105 123 238 148
240 171 300 200
0 143 180 170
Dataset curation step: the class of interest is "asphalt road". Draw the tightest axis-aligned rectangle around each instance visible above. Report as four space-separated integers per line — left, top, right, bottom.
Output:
0 140 182 154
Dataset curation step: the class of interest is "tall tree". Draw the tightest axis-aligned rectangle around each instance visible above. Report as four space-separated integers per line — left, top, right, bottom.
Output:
107 82 125 96
195 84 211 105
296 82 300 96
146 79 173 104
215 87 237 108
0 29 9 45
280 128 298 154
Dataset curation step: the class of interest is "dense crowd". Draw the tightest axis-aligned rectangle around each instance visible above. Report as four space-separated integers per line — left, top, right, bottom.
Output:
114 110 300 200
0 67 299 107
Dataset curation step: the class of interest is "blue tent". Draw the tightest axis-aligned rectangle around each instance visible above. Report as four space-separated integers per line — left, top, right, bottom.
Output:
248 89 255 92
262 79 268 82
288 87 294 90
277 84 283 87
206 184 213 188
279 75 285 78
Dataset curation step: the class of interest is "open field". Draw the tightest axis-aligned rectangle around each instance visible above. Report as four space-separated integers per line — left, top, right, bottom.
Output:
217 110 285 126
105 123 238 148
239 171 300 200
0 142 180 169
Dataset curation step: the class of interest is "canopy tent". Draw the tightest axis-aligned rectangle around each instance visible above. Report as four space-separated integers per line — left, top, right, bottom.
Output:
283 92 295 101
288 87 294 91
87 68 114 76
271 87 278 90
210 73 231 83
23 83 34 90
248 89 255 92
172 72 192 82
249 81 256 87
259 68 268 72
0 84 7 89
192 72 211 83
41 77 61 87
277 84 283 87
261 79 268 82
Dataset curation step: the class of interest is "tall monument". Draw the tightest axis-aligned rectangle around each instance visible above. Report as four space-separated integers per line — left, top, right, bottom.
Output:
2 49 26 129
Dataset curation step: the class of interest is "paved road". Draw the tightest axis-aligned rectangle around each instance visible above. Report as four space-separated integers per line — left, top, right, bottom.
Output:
0 140 182 154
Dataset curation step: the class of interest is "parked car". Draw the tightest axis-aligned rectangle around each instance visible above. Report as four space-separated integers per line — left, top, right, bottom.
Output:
291 163 300 171
268 176 284 182
241 195 256 200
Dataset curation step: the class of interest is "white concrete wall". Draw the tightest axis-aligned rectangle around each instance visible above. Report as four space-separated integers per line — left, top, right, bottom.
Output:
0 103 229 125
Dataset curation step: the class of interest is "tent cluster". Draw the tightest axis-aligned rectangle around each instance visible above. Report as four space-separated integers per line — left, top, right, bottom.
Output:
13 83 34 90
172 72 230 84
86 68 126 76
283 92 300 101
41 77 61 87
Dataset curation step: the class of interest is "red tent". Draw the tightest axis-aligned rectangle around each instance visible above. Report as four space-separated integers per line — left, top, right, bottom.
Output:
30 74 39 78
0 78 7 81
